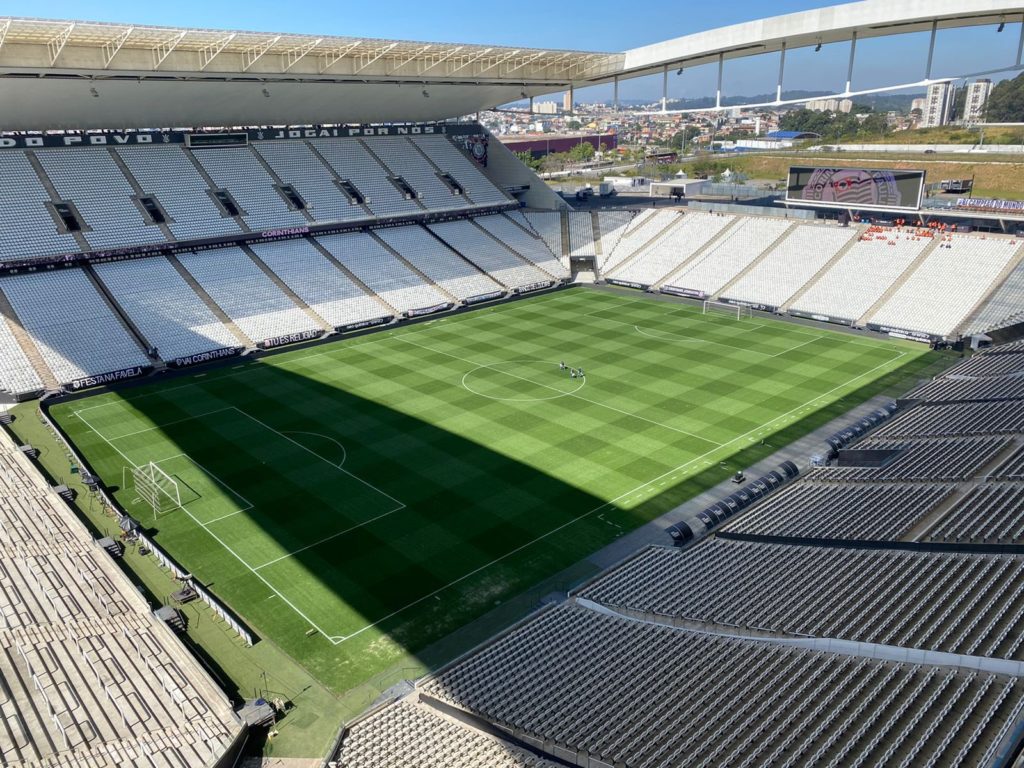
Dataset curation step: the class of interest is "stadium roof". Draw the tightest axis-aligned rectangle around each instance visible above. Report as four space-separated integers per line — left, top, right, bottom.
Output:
1 1 1022 129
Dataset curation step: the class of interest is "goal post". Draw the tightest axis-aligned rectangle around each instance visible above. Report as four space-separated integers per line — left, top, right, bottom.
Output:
131 461 181 519
703 300 752 320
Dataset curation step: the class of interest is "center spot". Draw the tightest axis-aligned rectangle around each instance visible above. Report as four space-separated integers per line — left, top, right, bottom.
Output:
462 360 586 402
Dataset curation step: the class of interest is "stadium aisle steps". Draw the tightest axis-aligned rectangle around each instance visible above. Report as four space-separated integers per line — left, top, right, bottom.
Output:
559 211 571 264
180 148 253 234
590 211 604 259
246 145 315 223
368 230 461 305
238 244 333 331
163 253 255 347
105 147 177 242
780 224 867 311
0 289 59 391
956 243 1024 337
712 221 800 300
855 237 943 327
81 263 158 359
469 219 561 280
305 236 402 317
357 139 428 212
603 212 684 278
23 150 92 252
299 139 376 219
653 215 749 290
404 137 474 204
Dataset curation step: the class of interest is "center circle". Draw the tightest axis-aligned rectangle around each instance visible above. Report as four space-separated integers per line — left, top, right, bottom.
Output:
462 359 586 402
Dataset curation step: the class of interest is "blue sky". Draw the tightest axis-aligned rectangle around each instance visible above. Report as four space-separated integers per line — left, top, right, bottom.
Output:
13 0 1024 101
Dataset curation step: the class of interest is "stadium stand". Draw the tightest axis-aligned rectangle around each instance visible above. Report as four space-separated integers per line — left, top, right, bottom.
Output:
0 152 81 261
720 222 858 308
360 136 466 211
566 211 597 258
659 216 794 298
867 235 1023 337
0 270 149 385
720 481 954 541
962 255 1024 337
176 246 320 343
94 257 240 362
819 436 1012 482
0 428 241 766
474 214 568 279
414 601 1024 768
908 375 1024 404
927 483 1024 543
991 442 1024 480
610 211 737 287
0 317 43 397
116 145 244 240
308 138 424 219
410 135 511 207
247 238 393 329
522 212 565 265
317 231 449 313
374 226 502 302
34 148 167 250
601 210 680 274
428 220 553 291
788 228 932 321
872 401 1024 438
594 210 634 268
939 345 1024 379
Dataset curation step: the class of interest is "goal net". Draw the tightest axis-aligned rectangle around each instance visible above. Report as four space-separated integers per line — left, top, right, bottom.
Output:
131 462 181 518
703 300 752 320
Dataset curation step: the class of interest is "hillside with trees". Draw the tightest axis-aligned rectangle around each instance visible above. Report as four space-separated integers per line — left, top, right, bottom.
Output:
778 108 890 141
984 72 1024 122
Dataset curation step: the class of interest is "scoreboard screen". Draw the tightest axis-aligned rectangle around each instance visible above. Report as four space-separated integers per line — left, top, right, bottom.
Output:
787 166 925 211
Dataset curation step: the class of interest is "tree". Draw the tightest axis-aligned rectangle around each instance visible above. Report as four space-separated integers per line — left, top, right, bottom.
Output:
514 151 541 171
566 120 582 131
669 126 701 150
984 72 1024 122
568 141 595 162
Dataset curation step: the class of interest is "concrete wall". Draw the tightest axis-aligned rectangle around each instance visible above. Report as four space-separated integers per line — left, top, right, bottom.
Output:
483 132 568 210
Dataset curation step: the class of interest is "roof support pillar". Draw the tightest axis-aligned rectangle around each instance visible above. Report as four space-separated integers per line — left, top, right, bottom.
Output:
716 53 724 109
776 43 786 103
845 31 857 94
613 75 619 111
925 20 938 80
1017 14 1024 67
662 64 668 113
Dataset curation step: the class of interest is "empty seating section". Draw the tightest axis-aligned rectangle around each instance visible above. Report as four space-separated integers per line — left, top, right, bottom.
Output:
374 226 501 301
176 246 316 343
336 701 560 768
578 540 1024 660
421 602 1023 768
790 230 929 321
567 211 596 257
602 210 679 273
0 270 147 384
663 216 792 297
34 148 166 250
0 430 239 767
723 224 857 308
522 212 564 262
474 214 568 278
964 256 1024 335
0 319 43 395
372 137 465 210
94 257 238 361
822 437 1010 482
0 153 80 260
116 145 242 240
942 347 1024 379
429 220 551 290
868 236 1022 337
191 148 308 231
612 212 737 286
311 138 423 218
252 140 367 223
874 401 1024 438
991 442 1024 479
246 239 389 329
722 481 953 541
316 232 447 313
595 210 634 267
928 484 1024 543
909 376 1024 404
411 135 510 206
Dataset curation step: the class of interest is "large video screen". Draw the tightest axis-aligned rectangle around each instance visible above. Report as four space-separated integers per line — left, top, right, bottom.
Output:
787 166 925 211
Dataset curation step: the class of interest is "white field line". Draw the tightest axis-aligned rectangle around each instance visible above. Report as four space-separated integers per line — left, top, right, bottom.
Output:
72 408 344 642
154 453 257 519
338 347 909 644
632 324 774 356
396 335 723 448
767 335 828 358
103 407 237 440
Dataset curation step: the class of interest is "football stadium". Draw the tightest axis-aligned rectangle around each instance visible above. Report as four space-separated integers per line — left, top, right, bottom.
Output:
2 1 1024 766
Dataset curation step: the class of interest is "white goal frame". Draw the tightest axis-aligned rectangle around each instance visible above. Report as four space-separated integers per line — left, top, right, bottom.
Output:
131 461 181 519
703 300 752 320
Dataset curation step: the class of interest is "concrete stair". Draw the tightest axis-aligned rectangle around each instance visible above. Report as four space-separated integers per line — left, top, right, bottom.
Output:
0 290 59 391
653 216 746 290
24 151 92 252
713 222 800 300
306 236 400 317
106 147 177 241
357 139 428 211
469 218 560 280
368 231 461 305
406 137 474 205
559 211 571 261
302 139 376 217
956 241 1024 337
82 263 158 359
591 211 604 259
780 225 866 312
857 237 943 327
603 213 684 279
238 244 332 331
164 254 254 347
246 146 315 222
181 147 252 233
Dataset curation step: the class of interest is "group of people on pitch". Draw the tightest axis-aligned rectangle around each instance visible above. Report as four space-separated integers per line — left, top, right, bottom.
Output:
559 361 585 379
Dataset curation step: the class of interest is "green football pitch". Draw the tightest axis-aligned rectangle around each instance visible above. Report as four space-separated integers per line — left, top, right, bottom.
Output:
50 288 927 692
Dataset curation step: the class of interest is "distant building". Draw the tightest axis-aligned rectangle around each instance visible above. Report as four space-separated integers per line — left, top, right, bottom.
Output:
562 91 573 113
921 82 956 127
964 79 993 123
806 98 853 113
534 101 559 115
